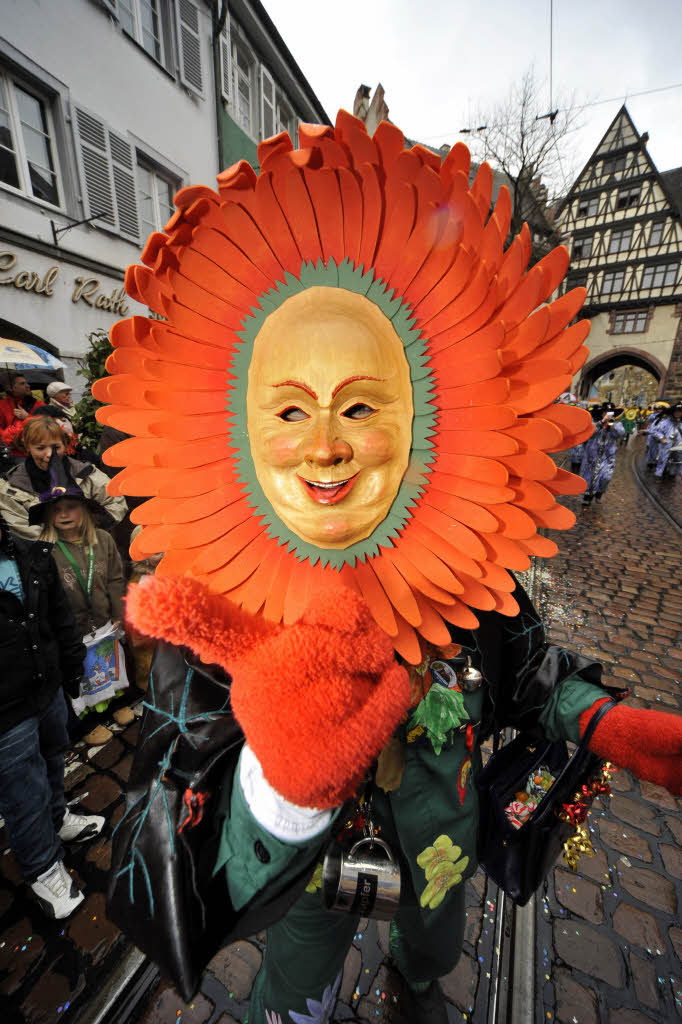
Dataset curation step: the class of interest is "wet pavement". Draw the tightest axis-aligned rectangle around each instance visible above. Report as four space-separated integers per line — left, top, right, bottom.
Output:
1 436 680 1024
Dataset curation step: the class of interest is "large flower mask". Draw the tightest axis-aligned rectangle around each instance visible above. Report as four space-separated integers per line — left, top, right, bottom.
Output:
94 111 593 664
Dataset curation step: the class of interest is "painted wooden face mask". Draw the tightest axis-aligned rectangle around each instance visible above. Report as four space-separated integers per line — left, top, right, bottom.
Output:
94 111 594 663
247 287 413 548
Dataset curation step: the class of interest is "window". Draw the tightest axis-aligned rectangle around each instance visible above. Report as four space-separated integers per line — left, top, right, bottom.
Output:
276 91 296 141
118 0 164 63
609 227 632 254
601 270 624 295
137 161 177 236
232 38 256 136
260 66 275 140
0 71 59 206
577 196 599 218
572 235 593 259
649 221 664 246
602 154 626 176
73 105 139 239
641 262 678 289
611 310 649 334
616 187 639 210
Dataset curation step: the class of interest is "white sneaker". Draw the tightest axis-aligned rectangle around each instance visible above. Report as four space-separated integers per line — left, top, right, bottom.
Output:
30 860 84 919
58 808 105 844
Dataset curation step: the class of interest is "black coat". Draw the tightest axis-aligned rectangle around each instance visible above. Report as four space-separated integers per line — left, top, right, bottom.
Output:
0 535 86 734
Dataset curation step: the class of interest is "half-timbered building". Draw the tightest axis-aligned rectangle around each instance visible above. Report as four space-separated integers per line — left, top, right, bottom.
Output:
554 106 682 398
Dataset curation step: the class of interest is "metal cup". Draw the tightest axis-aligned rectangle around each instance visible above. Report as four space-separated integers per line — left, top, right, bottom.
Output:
321 837 401 920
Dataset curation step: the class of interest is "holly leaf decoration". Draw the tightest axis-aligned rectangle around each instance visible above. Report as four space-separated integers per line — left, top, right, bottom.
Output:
408 686 469 755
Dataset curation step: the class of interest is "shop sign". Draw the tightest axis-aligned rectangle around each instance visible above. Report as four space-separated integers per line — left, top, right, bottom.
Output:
0 251 129 316
0 251 58 295
72 276 129 315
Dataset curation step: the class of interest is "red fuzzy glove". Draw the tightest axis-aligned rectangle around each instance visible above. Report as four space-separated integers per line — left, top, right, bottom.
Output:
580 698 682 795
126 574 410 810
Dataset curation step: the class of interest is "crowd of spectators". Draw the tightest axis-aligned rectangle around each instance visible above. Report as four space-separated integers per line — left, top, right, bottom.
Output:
0 373 159 920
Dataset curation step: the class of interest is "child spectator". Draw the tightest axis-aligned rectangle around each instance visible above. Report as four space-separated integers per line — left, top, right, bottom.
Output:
0 510 104 919
0 417 126 540
32 455 131 743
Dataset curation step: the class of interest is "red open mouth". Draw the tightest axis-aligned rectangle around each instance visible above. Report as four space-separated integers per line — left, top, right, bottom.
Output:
298 473 359 504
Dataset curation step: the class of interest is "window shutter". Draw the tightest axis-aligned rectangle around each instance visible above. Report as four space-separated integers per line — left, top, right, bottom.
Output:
219 15 232 102
260 65 275 140
176 0 203 96
95 0 118 13
109 130 139 240
73 106 116 230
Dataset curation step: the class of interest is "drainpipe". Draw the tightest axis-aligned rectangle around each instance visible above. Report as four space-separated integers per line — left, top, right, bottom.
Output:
212 0 228 173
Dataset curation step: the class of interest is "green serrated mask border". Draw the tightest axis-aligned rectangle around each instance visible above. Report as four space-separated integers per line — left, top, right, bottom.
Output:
226 258 438 569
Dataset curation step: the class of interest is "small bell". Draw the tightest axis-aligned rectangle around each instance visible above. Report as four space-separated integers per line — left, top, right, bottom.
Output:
460 659 483 693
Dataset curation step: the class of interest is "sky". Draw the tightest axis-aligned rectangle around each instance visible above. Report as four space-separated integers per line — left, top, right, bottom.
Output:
261 0 682 195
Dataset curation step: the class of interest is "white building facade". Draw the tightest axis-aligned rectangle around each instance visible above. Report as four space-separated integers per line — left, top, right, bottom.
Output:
0 0 221 395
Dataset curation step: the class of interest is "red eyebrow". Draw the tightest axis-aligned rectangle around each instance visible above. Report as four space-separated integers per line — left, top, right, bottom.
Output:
273 380 318 400
331 375 385 399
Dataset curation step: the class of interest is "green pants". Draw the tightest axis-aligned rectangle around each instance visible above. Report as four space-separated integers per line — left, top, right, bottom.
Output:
249 784 466 1024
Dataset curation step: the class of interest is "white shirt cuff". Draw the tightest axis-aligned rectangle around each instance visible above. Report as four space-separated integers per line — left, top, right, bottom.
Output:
238 744 333 842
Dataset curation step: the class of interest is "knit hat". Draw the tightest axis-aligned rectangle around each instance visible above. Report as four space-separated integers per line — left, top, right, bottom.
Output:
46 381 71 399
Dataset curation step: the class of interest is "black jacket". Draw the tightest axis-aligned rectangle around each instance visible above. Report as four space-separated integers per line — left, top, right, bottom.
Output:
0 536 85 734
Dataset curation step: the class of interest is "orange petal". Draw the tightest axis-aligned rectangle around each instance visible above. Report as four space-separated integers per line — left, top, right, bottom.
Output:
482 534 531 571
413 593 452 646
157 462 233 498
545 287 587 338
436 429 518 458
191 517 265 574
435 405 516 433
390 611 423 665
107 466 178 496
425 489 499 533
528 504 576 531
435 378 510 410
144 389 230 415
163 484 246 524
545 468 587 496
238 544 284 614
506 376 573 417
408 522 482 579
129 496 178 525
262 549 294 624
204 532 273 593
496 265 544 330
283 556 316 626
517 535 559 558
502 416 564 450
431 453 509 486
455 573 497 611
351 557 399 637
393 531 467 592
155 549 202 577
498 450 557 482
489 503 536 539
477 560 516 592
431 598 479 630
427 471 515 505
166 498 254 549
386 547 460 603
150 413 229 442
157 435 231 470
493 591 521 617
102 437 174 468
358 163 383 270
507 478 555 511
372 176 417 284
191 226 275 295
338 166 363 267
303 166 345 265
271 166 322 264
416 504 487 561
370 556 422 627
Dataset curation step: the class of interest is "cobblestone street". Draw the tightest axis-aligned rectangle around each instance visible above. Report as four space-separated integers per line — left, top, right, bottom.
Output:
0 439 679 1024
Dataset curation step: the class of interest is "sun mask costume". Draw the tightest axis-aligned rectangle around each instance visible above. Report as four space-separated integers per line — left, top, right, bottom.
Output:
101 112 682 1021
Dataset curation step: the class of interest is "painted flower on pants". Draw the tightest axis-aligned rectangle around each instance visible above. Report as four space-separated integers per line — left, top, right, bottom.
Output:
288 969 342 1023
304 861 323 894
416 834 469 909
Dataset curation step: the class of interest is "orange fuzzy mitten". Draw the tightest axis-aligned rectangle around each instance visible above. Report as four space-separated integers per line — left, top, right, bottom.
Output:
126 574 410 809
580 698 682 795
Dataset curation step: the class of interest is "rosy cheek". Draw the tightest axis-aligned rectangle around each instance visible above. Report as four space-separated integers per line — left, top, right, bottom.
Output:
354 428 395 465
261 433 303 467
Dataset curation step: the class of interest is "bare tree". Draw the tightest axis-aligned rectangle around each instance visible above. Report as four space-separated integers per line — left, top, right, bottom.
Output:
467 70 584 261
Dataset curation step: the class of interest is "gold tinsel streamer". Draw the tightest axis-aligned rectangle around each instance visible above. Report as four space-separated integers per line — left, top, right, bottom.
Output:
560 762 617 871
